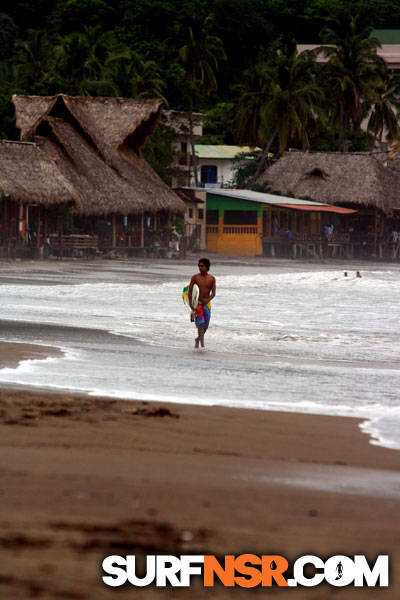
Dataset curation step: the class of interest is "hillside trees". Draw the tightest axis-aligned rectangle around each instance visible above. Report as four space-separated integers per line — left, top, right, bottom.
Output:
0 0 399 156
233 6 400 165
103 50 166 99
316 12 385 151
366 67 400 146
13 30 60 94
178 15 226 185
236 43 324 179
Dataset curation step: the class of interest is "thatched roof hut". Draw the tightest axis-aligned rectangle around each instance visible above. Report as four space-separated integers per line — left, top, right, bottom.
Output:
36 118 150 215
12 94 185 215
0 140 78 205
259 151 400 214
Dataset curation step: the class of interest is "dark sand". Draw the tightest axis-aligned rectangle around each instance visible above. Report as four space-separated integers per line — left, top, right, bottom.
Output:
0 342 399 598
0 341 62 368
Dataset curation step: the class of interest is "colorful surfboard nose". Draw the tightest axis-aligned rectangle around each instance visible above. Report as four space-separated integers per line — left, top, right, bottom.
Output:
182 283 200 310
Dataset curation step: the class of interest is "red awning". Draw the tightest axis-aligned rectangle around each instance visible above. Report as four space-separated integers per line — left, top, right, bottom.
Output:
175 189 192 202
175 189 205 204
276 204 357 214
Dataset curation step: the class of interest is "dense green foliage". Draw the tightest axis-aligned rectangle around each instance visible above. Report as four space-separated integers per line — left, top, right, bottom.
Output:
1 0 400 172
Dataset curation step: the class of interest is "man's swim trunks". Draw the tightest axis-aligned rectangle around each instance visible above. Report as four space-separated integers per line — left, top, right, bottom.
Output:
195 301 211 330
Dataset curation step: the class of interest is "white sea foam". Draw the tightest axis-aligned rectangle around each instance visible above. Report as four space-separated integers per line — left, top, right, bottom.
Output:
0 264 399 449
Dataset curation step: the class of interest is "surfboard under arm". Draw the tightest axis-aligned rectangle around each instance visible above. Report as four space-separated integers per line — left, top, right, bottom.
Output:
182 283 200 310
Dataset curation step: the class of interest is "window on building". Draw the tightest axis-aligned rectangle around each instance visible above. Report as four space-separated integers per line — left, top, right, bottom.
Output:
198 209 204 219
206 210 219 225
181 142 187 153
189 208 193 218
223 210 257 225
280 212 288 229
201 165 217 184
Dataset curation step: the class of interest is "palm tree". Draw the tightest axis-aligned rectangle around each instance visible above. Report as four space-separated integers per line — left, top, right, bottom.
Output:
236 45 323 181
367 68 400 147
105 50 166 99
14 29 60 93
317 11 385 151
262 48 322 153
52 31 93 94
52 27 167 100
179 15 226 185
235 61 273 148
82 28 118 81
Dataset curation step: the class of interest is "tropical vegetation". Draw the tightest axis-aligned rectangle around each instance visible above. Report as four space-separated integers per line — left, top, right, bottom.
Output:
1 0 400 180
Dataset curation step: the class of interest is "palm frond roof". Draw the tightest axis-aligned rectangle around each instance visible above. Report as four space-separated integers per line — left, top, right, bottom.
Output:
11 94 185 215
259 150 400 214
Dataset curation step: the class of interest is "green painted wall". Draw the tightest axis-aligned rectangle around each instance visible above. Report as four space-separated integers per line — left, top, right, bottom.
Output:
206 193 261 218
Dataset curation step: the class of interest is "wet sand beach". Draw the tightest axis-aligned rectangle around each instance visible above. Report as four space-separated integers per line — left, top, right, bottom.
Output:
1 260 400 598
0 380 399 598
0 341 62 369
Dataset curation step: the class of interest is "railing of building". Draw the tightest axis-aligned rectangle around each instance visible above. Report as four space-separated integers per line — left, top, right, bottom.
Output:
198 182 225 189
223 226 258 234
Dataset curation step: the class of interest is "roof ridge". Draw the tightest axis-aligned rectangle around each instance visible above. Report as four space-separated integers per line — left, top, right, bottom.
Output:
0 139 36 146
287 149 385 157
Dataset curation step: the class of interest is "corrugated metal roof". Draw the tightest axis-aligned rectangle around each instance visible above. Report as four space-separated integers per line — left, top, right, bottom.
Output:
207 189 328 206
372 29 400 44
206 189 356 213
195 145 259 159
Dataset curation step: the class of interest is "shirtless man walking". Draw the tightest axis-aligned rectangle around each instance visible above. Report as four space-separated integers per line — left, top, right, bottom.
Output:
188 258 216 348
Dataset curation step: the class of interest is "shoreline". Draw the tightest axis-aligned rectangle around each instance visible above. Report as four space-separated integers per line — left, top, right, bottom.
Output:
0 386 399 598
0 384 399 469
0 340 398 453
0 340 62 368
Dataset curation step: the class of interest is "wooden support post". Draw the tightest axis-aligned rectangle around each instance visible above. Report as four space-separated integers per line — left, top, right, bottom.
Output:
36 205 44 258
44 210 48 257
140 213 145 248
2 197 7 257
112 214 116 248
37 205 41 248
5 197 10 258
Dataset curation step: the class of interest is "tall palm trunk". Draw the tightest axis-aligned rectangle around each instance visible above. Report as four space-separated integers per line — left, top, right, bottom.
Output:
251 127 279 183
338 101 345 152
188 96 199 187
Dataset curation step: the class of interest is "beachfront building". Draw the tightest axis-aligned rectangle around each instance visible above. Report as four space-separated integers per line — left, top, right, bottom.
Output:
372 29 400 72
259 150 400 259
192 145 260 188
0 94 185 258
206 189 355 257
175 188 206 251
0 140 79 258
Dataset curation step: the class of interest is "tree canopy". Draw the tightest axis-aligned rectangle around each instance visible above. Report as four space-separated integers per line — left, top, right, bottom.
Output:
1 0 400 172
